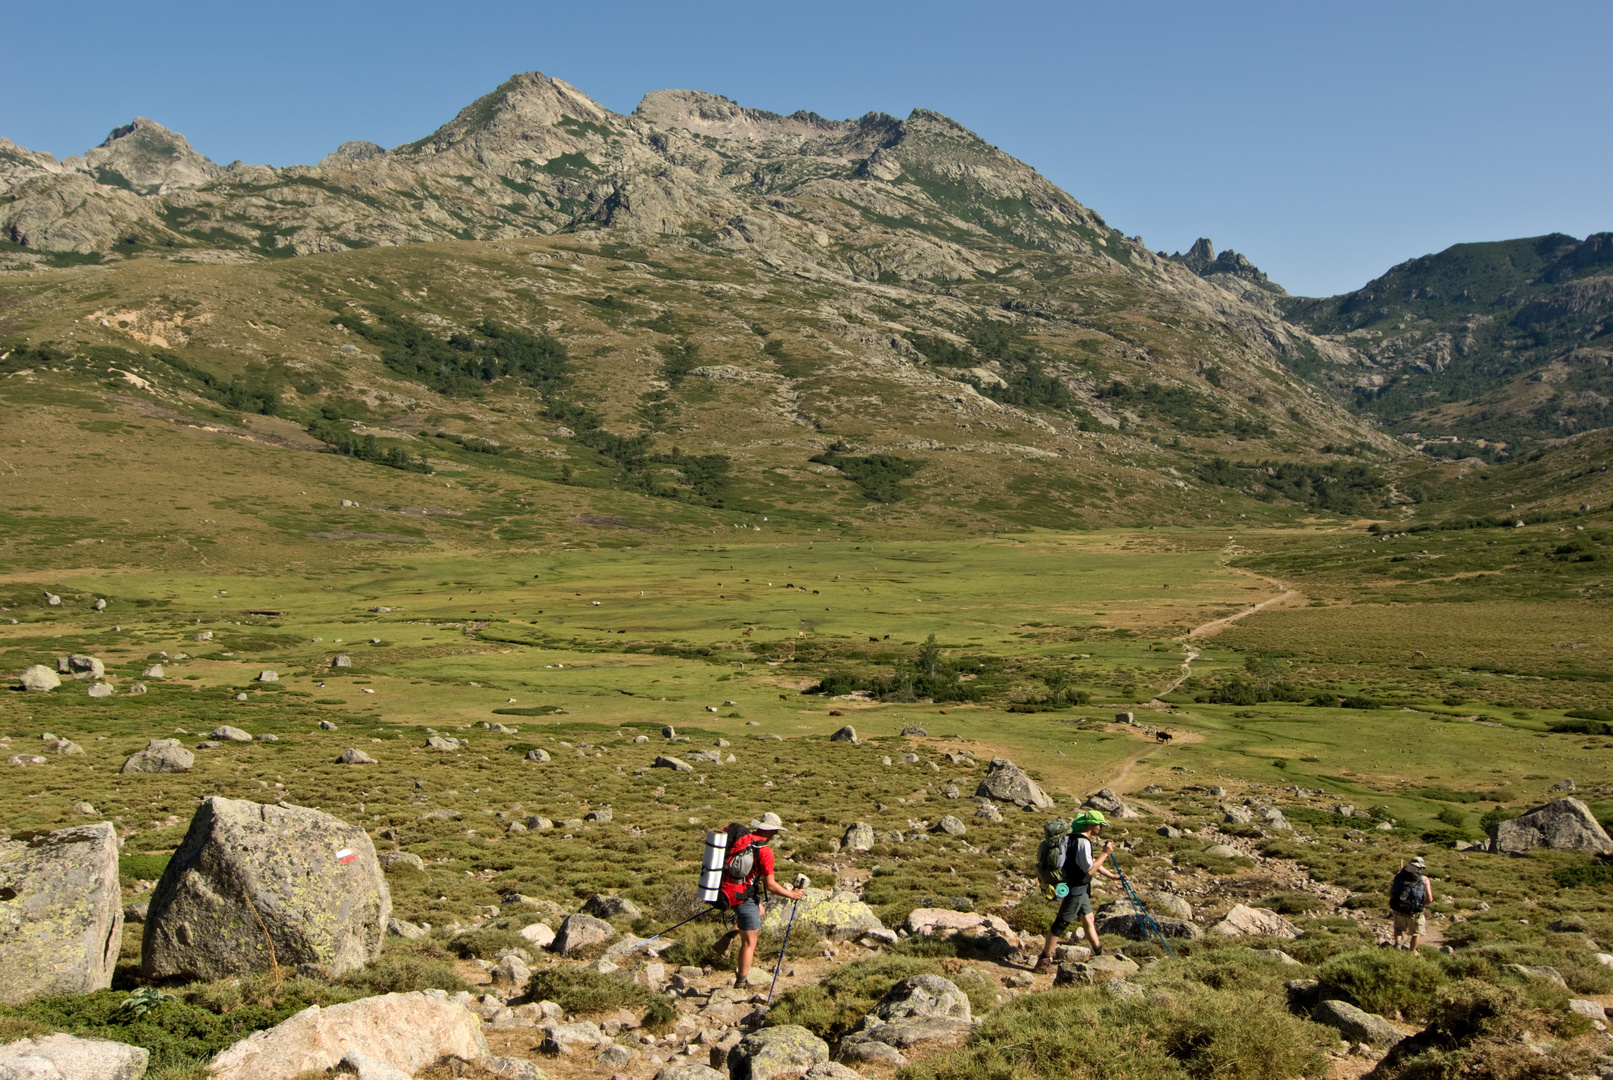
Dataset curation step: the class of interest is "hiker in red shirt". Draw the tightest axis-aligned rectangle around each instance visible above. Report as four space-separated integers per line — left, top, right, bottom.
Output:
720 812 804 988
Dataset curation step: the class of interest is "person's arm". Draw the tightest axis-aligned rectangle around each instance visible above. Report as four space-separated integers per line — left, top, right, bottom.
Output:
1424 877 1433 903
1092 839 1121 880
763 872 803 900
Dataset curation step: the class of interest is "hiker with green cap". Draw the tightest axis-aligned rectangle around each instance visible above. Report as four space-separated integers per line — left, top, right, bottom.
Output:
719 811 805 988
1033 810 1121 973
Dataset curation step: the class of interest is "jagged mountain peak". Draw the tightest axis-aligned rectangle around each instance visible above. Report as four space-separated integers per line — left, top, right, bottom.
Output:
404 71 614 156
72 116 219 194
1168 238 1283 295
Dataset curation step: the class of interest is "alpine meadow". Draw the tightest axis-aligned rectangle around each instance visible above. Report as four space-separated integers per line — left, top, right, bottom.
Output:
2 71 1613 1080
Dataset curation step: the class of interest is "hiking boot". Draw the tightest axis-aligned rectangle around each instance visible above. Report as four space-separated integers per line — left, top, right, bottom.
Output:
734 972 754 989
1031 956 1053 975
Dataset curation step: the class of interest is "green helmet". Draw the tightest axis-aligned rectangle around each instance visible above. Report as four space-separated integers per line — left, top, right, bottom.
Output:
1073 810 1107 827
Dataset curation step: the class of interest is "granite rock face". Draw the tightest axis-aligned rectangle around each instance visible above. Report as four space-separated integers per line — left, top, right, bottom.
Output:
974 758 1054 809
142 797 389 980
0 823 123 1005
1491 798 1613 855
0 1033 149 1080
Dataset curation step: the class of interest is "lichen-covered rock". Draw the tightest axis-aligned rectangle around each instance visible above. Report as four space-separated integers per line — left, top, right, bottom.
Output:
760 888 895 943
1491 798 1613 855
841 975 973 1054
1310 998 1403 1048
0 823 122 1005
18 666 59 693
142 797 389 981
206 990 488 1080
1209 904 1299 939
118 739 194 775
974 757 1054 809
728 1024 829 1080
552 913 613 955
0 1033 148 1080
840 822 874 852
935 815 966 836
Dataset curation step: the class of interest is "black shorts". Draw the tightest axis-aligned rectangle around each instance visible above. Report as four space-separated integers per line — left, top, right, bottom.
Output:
1049 886 1092 934
733 898 762 931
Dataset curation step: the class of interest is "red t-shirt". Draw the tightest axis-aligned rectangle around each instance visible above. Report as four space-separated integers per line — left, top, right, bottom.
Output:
720 833 775 905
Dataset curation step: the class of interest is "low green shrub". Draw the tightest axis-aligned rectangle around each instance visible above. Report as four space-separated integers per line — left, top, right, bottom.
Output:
338 948 468 995
523 966 650 1014
447 927 530 961
1257 892 1325 916
766 956 955 1043
1316 948 1444 1017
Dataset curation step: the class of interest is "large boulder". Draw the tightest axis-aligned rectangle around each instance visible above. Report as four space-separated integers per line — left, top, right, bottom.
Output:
974 757 1054 809
0 823 122 1005
727 1025 829 1080
1095 912 1201 941
828 726 858 743
1490 798 1613 855
210 726 252 743
582 894 642 921
842 975 974 1055
0 1033 148 1080
206 990 488 1080
1208 904 1299 939
18 666 59 693
840 822 874 853
903 908 1019 947
1055 955 1141 985
120 739 193 774
760 888 895 943
1310 998 1404 1048
1084 788 1137 818
142 797 389 981
652 755 693 772
552 913 613 955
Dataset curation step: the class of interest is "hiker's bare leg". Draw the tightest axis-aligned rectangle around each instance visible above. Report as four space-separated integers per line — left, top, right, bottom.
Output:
1081 913 1102 953
1409 933 1421 955
737 928 760 978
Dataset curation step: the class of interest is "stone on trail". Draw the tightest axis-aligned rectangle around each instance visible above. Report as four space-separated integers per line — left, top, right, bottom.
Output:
1055 955 1141 985
727 1025 829 1080
119 739 193 774
760 887 895 944
841 822 875 852
553 913 613 955
483 1057 549 1080
233 693 248 702
829 725 858 743
652 755 693 773
337 748 377 765
0 823 123 1005
210 725 252 743
1490 797 1613 855
903 909 1018 946
207 990 488 1080
655 1065 724 1080
0 1033 148 1080
1309 999 1403 1048
142 797 389 981
975 757 1054 809
1209 904 1299 939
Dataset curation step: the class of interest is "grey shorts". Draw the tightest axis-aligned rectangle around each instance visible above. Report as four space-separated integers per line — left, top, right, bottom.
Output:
734 898 762 932
1050 887 1092 934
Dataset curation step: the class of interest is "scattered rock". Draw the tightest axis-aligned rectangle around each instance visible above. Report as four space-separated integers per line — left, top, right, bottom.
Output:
583 807 613 823
1202 843 1242 860
519 923 556 949
935 815 966 836
386 919 428 940
256 734 278 743
210 725 253 743
1221 804 1253 825
526 748 551 763
841 822 875 852
553 913 613 955
207 990 489 1080
0 823 122 1005
974 802 1003 822
839 1041 907 1066
85 683 114 699
1157 825 1181 839
7 755 48 767
66 655 104 679
338 748 377 765
583 894 642 920
342 1049 414 1080
1209 904 1299 939
1310 998 1404 1048
652 755 693 773
727 1025 829 1080
425 737 461 751
541 1021 606 1055
842 974 973 1055
829 726 858 743
900 726 927 736
1490 798 1613 855
1096 913 1201 941
143 797 389 981
903 909 1018 946
46 740 83 756
257 670 279 683
1085 788 1136 817
526 816 554 831
319 720 338 730
0 1033 148 1080
662 725 676 739
1569 999 1607 1022
974 757 1054 809
483 1057 548 1080
119 739 193 774
654 1065 725 1080
1054 955 1141 985
332 655 352 668
761 888 895 943
1510 964 1566 985
141 664 164 679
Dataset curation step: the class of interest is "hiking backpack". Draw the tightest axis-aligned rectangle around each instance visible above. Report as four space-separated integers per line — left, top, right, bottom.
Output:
1036 819 1071 888
1392 873 1426 915
707 822 762 911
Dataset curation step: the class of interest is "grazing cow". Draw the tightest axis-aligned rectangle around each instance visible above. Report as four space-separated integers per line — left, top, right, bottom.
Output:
1155 731 1173 743
742 627 753 637
779 694 788 701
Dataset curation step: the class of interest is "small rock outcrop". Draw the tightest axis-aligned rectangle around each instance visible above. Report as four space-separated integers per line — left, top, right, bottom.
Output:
119 739 194 775
841 822 875 852
974 757 1054 809
337 748 377 765
759 888 895 943
18 666 59 692
1095 912 1201 941
1209 904 1299 939
829 725 858 743
0 1033 149 1080
206 990 489 1080
210 725 253 743
0 823 123 1005
582 894 641 920
727 1025 829 1080
841 974 973 1057
652 755 693 772
552 913 613 955
142 797 389 981
1490 798 1613 855
1310 998 1404 1048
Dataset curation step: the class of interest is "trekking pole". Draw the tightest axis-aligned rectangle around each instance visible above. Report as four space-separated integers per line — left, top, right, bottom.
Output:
637 906 713 949
1115 864 1176 959
767 875 810 1004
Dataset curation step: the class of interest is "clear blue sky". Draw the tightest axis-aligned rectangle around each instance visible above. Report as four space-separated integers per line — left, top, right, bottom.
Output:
2 1 1607 297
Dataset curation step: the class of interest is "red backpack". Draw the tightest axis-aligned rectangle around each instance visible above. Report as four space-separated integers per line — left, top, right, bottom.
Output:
712 822 763 910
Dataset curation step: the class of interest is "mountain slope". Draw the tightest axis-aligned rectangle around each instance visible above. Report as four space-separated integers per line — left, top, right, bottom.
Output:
1280 233 1613 452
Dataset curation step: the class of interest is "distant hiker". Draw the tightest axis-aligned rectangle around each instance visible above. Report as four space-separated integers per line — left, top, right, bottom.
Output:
1389 855 1433 953
717 812 804 988
1032 810 1122 973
